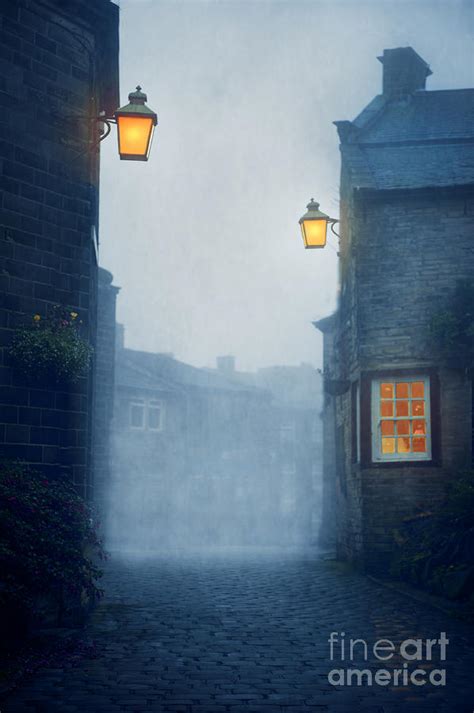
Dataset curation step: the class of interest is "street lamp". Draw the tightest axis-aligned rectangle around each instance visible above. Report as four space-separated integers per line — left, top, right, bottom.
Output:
100 86 158 161
298 198 339 249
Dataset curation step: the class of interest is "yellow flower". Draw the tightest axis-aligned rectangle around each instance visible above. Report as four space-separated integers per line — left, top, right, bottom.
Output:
70 312 78 320
33 314 41 322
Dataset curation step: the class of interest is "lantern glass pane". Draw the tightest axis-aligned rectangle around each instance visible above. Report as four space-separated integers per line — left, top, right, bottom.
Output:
117 116 154 158
301 218 327 248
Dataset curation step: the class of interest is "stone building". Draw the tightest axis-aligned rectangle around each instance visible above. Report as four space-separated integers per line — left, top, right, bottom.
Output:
316 47 474 570
105 331 322 549
312 315 337 547
0 0 119 499
233 362 323 542
93 267 119 523
108 339 276 549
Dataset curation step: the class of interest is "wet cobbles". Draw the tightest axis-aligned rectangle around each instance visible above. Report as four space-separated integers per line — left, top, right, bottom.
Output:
4 548 474 712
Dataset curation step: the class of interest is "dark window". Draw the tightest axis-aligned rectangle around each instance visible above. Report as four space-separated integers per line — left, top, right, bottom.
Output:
148 400 164 431
130 400 145 429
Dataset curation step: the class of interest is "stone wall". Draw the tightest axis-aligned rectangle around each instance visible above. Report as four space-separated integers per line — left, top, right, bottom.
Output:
331 187 474 570
0 0 119 498
93 268 119 522
355 189 474 370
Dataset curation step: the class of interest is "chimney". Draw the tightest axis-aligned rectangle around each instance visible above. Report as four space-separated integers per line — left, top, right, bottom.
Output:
216 355 235 375
115 323 125 351
378 47 432 98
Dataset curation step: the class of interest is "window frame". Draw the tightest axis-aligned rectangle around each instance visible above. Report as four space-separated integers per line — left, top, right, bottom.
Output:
129 398 146 430
351 381 360 464
371 375 431 463
147 399 164 432
360 368 441 468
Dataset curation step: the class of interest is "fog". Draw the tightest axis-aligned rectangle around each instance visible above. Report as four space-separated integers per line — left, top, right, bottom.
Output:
99 0 473 551
105 353 323 551
100 0 473 372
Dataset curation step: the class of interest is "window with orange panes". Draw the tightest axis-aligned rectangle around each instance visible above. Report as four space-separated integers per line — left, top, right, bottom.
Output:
374 378 430 460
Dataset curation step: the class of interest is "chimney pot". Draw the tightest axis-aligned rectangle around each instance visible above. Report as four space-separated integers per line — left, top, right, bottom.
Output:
217 355 235 374
378 47 432 98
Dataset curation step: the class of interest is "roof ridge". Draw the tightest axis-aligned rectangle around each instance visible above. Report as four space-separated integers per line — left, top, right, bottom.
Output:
412 87 474 95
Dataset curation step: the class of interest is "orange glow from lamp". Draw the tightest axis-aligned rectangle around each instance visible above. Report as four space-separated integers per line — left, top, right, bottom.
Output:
114 86 158 161
298 198 339 249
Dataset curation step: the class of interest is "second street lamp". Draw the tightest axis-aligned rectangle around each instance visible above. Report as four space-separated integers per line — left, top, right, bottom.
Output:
299 198 339 249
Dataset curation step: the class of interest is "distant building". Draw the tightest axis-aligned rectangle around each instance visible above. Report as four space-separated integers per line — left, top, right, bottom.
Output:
316 47 474 570
230 363 323 542
0 0 119 500
107 328 323 549
93 268 120 524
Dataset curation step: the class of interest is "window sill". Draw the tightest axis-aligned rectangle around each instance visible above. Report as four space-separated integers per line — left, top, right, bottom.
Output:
364 459 441 469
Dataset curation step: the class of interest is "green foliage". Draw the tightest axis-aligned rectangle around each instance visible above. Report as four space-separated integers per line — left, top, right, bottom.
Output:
440 472 474 528
430 279 474 367
9 306 93 383
391 471 474 601
0 461 105 617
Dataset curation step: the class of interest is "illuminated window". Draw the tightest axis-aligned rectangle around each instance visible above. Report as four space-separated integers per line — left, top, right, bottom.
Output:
371 377 431 461
148 400 164 431
130 399 145 429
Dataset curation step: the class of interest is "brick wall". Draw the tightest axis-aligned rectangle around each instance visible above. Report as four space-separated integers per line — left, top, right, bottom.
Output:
0 0 119 498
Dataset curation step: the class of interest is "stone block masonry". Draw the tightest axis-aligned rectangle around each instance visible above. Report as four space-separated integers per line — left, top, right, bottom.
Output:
318 47 474 570
0 0 119 499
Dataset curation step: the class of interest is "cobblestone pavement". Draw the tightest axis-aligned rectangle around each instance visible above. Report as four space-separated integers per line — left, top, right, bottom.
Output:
4 548 474 712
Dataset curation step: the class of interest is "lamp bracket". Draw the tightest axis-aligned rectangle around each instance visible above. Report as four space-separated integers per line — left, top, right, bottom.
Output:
329 219 340 239
98 116 113 143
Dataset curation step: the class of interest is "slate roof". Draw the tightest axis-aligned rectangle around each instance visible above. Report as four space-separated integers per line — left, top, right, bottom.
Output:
115 358 183 394
337 89 474 192
353 90 474 143
116 348 265 396
343 142 474 191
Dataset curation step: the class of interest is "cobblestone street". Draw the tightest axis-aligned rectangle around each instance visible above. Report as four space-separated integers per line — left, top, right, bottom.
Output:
4 549 474 712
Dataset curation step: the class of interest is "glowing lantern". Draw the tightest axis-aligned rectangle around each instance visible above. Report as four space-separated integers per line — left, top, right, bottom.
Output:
114 86 158 161
298 198 332 249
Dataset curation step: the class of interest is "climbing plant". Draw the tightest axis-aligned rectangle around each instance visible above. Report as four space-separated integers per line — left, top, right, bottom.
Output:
430 279 474 369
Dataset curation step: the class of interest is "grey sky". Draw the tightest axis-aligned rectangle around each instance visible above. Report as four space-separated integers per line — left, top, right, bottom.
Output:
100 0 474 371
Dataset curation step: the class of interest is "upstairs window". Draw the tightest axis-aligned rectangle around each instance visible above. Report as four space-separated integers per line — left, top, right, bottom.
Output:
130 399 145 429
371 377 431 462
129 398 165 431
148 400 164 431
